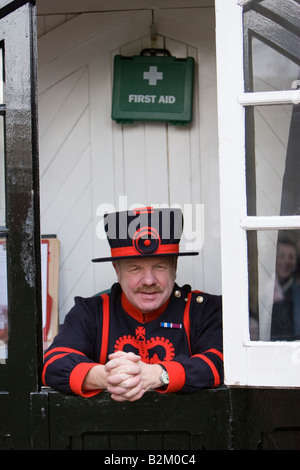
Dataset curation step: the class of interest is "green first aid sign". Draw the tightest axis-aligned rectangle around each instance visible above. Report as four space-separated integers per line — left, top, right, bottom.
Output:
112 54 194 125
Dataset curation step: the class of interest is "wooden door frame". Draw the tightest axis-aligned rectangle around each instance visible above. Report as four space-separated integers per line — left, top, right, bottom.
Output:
0 0 42 449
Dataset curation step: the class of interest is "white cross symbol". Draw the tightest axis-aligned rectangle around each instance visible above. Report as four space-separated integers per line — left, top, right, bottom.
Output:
143 66 163 85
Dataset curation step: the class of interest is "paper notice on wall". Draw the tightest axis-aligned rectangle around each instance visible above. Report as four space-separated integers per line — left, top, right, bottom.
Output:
0 242 7 307
0 241 49 320
0 237 58 347
41 240 48 329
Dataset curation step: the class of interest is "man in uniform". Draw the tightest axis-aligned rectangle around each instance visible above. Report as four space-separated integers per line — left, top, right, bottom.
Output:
42 207 223 401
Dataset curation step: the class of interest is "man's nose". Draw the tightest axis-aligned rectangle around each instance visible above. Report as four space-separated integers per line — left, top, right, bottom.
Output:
142 268 157 285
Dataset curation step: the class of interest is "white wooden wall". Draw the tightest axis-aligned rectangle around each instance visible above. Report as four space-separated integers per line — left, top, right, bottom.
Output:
37 7 222 322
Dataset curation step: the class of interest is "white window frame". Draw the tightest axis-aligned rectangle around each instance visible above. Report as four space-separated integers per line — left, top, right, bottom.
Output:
215 0 300 387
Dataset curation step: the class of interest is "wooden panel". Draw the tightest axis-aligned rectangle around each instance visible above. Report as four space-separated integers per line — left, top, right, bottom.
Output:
38 11 152 93
39 63 92 318
37 0 215 15
38 7 221 322
38 11 136 68
47 388 232 450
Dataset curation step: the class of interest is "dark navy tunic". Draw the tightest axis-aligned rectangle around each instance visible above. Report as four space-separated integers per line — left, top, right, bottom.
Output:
43 283 223 396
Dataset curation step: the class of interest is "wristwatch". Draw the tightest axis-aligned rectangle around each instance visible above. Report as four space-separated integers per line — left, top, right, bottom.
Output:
159 365 169 388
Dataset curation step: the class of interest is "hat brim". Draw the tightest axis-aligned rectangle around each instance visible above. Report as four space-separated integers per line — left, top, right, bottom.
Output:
92 251 199 263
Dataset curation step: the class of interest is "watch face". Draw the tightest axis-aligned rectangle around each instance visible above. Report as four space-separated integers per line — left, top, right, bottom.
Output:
161 370 169 385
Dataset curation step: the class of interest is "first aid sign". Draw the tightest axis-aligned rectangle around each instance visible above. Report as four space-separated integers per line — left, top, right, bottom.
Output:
111 53 194 125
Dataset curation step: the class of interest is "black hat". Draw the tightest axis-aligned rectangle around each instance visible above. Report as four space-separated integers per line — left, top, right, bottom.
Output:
92 207 199 262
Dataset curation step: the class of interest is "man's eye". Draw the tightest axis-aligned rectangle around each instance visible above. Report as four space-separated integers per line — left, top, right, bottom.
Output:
130 267 140 272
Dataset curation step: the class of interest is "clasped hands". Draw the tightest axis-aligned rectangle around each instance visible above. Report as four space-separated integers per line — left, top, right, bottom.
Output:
104 351 162 402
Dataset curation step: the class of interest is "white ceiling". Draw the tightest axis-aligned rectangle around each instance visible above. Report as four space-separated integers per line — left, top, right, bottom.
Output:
36 0 214 16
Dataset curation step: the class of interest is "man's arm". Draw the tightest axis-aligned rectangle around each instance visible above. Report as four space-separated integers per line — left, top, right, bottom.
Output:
81 364 108 391
43 296 103 396
165 292 223 393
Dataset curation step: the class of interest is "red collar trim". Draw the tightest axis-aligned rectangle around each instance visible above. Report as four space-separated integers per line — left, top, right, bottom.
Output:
121 293 169 322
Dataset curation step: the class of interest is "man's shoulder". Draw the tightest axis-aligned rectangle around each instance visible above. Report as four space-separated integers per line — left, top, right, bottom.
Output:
185 288 222 312
176 284 221 300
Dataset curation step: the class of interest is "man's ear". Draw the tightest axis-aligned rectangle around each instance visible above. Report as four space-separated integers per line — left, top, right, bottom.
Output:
112 261 120 280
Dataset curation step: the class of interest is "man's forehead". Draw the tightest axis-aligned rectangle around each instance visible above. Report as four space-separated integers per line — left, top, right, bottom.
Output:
117 256 175 268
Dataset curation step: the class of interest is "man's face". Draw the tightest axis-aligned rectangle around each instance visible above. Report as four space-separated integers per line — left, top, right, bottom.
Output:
276 243 297 282
114 256 177 313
